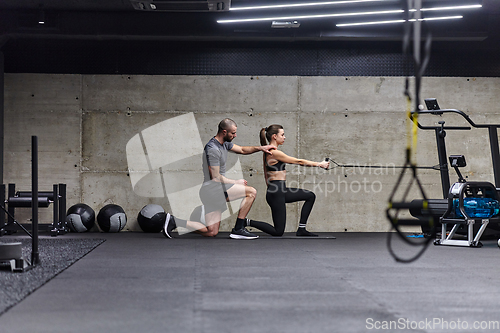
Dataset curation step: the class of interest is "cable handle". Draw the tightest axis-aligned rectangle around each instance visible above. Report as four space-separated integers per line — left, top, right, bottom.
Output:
324 157 339 169
323 157 332 170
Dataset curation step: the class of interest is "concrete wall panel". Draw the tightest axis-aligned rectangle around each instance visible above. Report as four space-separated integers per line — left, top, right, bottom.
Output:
299 111 408 165
5 74 81 112
300 77 500 114
300 77 407 112
83 75 299 113
420 77 500 113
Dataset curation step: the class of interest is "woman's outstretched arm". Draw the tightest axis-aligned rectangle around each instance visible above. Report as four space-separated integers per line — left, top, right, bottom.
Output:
271 150 329 169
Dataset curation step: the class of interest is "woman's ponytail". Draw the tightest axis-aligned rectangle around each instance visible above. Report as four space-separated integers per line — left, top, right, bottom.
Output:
260 127 268 146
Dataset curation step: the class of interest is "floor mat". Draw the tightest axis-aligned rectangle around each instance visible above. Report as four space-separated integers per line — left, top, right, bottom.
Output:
0 238 105 316
258 232 337 239
174 232 337 239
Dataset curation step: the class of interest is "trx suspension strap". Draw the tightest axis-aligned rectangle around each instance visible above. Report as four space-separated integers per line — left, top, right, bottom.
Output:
386 0 435 263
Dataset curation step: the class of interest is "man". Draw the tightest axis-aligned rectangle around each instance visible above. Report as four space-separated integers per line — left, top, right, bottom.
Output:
163 118 275 239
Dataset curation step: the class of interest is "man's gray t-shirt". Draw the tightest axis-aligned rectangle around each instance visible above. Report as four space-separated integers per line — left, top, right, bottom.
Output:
202 137 234 184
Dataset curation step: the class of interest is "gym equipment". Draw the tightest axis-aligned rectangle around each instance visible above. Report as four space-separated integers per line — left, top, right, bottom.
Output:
408 99 500 247
0 136 40 272
0 242 28 272
66 204 95 233
435 180 500 247
8 197 50 207
137 204 166 233
325 157 439 172
97 204 127 232
0 183 68 237
384 3 436 263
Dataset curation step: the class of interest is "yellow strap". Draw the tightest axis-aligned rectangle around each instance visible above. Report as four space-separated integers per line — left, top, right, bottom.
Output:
406 97 412 151
405 96 418 165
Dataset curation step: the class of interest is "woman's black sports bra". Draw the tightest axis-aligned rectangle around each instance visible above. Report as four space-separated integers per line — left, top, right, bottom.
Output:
266 159 286 172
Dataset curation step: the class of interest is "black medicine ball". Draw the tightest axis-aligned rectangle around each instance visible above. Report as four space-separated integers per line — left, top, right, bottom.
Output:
66 203 95 232
137 204 166 233
97 204 127 232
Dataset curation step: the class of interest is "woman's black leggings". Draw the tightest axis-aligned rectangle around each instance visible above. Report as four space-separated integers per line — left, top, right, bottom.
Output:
250 180 316 236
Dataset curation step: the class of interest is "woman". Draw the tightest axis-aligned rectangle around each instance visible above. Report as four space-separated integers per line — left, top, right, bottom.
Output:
247 124 329 237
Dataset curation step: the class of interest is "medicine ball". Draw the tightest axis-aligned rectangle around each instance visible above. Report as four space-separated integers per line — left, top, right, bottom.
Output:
66 203 95 233
137 204 166 233
97 204 127 232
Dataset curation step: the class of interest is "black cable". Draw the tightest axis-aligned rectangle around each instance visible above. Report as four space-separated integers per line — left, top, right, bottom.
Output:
325 157 440 171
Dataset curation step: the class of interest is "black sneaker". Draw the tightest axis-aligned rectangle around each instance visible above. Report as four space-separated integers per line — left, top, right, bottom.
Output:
229 228 259 240
296 228 318 237
162 213 176 239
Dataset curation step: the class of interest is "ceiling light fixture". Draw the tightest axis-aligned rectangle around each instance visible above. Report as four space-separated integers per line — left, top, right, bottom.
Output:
410 4 482 12
337 15 463 27
410 15 463 21
218 3 481 24
230 0 388 11
336 19 404 26
38 10 45 25
217 9 404 24
271 20 301 28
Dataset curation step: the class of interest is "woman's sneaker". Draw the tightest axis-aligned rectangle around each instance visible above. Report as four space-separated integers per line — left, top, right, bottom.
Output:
229 228 259 240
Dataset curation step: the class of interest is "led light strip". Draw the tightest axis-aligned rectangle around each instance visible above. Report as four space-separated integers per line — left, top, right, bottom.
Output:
337 19 405 26
230 0 387 11
410 15 463 21
410 4 482 12
218 9 404 23
218 3 481 24
337 15 463 27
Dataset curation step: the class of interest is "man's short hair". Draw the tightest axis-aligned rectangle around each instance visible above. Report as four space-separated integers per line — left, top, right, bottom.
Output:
218 118 237 133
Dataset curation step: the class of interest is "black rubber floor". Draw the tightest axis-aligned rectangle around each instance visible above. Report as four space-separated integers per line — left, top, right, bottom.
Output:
0 237 105 316
0 232 499 333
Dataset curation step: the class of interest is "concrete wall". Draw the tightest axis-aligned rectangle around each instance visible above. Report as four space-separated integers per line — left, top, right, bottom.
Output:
4 74 500 232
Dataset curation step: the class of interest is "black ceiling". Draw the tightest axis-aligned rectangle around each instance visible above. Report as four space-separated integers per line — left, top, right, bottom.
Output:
1 0 499 42
1 0 499 75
